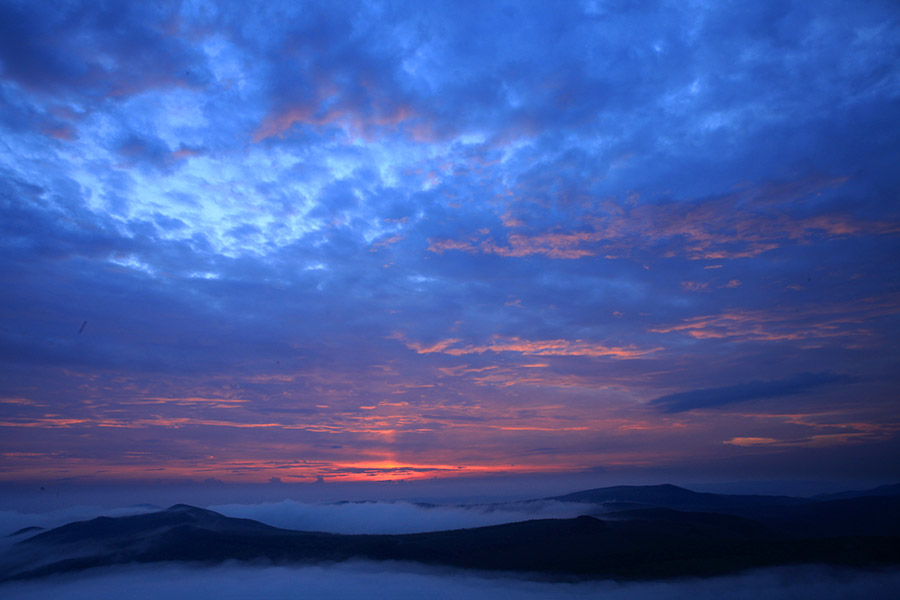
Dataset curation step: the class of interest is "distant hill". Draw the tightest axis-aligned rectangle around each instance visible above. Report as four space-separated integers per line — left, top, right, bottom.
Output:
6 526 43 538
812 482 900 501
550 483 803 510
549 482 900 537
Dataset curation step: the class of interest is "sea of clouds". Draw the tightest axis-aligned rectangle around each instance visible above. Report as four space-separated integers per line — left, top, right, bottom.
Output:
2 562 899 600
0 498 601 542
208 499 602 534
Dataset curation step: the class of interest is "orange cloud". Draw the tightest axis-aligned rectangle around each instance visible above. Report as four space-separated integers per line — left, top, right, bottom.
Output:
0 417 89 428
427 175 900 260
42 125 76 140
428 231 597 259
651 294 900 345
143 396 247 405
253 97 418 142
681 281 710 292
725 437 778 446
399 334 659 359
168 144 204 161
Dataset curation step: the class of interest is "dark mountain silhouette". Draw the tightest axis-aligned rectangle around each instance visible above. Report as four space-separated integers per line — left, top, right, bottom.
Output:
26 504 281 546
728 496 900 537
550 483 803 510
7 526 43 538
601 507 771 538
551 483 900 538
812 482 900 501
2 484 899 583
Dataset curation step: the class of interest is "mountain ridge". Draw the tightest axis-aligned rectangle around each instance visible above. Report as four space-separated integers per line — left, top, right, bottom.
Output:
3 483 899 583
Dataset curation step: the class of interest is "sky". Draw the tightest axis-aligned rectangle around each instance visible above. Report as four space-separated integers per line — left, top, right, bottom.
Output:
1 0 899 491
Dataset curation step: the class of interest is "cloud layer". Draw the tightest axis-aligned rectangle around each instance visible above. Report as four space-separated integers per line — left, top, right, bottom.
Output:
1 563 899 600
0 0 898 485
209 499 600 534
649 373 858 413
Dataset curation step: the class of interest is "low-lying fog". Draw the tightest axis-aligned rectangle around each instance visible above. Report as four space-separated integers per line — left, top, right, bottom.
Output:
0 498 600 541
209 499 602 534
2 562 899 600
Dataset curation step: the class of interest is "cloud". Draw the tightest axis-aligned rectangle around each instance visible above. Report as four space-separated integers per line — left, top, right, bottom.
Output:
427 176 899 262
0 1 208 100
397 335 659 359
724 437 779 447
650 295 900 345
649 373 858 413
208 499 598 534
0 562 898 600
0 498 597 544
1 0 899 485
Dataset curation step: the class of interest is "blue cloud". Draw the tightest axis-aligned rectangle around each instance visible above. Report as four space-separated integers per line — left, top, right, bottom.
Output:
649 373 859 413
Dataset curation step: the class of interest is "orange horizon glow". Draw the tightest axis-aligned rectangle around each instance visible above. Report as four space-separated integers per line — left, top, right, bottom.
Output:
0 456 592 485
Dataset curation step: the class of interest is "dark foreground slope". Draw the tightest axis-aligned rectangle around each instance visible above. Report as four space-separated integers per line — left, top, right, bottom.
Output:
2 486 899 583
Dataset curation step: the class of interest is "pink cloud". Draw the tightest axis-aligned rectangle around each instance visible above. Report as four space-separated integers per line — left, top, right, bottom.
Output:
651 294 900 345
724 437 778 446
252 79 421 143
428 175 899 260
398 334 660 359
681 281 710 292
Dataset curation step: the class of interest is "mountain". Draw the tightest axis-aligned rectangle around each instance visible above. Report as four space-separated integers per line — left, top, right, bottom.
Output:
550 483 803 510
812 482 900 501
730 495 900 537
550 483 900 538
25 504 281 546
6 526 43 538
2 490 899 583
